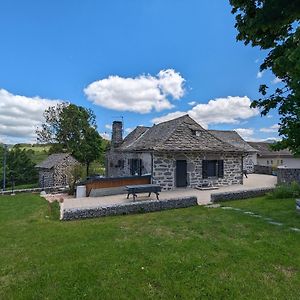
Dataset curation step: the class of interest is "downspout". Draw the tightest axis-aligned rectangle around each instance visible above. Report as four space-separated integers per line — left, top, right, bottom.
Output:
151 151 154 184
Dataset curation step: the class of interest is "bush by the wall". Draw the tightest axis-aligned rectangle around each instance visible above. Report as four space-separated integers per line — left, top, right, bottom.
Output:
268 181 300 199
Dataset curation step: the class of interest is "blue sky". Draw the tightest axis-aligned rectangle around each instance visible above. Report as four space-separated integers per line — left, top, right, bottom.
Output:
0 0 281 143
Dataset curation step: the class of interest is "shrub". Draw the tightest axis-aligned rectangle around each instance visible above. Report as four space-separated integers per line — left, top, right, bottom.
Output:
268 181 300 199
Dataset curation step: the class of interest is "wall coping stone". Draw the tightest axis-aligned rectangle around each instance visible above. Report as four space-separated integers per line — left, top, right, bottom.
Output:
61 196 197 221
211 187 274 202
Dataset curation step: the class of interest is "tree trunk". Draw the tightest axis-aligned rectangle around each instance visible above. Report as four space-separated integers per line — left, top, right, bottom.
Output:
86 162 90 177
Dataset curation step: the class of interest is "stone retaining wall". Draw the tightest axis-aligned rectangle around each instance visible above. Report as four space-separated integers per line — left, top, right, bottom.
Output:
254 165 273 175
211 187 274 202
61 196 197 220
1 185 68 196
277 168 300 185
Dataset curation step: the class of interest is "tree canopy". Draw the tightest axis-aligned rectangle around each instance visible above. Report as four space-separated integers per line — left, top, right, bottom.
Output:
0 145 38 187
37 103 104 175
230 0 300 154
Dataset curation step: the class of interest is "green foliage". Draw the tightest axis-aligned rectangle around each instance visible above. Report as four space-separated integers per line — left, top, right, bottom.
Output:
0 144 38 187
67 164 86 195
268 181 300 199
37 103 104 175
230 0 300 155
1 194 300 299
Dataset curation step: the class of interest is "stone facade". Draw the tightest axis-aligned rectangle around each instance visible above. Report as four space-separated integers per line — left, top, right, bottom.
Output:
243 153 256 173
38 155 79 188
106 150 243 190
152 152 243 190
106 150 152 177
277 167 300 185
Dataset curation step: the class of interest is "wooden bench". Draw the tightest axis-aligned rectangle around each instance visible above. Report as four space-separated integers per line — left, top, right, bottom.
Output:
125 184 162 201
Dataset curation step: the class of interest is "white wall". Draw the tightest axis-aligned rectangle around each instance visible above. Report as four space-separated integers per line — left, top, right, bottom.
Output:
257 157 300 168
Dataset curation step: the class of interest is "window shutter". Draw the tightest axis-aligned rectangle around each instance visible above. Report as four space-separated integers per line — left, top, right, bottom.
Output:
129 159 133 175
218 160 224 178
202 160 208 179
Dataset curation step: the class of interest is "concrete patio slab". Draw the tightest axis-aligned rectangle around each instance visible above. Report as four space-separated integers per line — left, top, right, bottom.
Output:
61 174 276 211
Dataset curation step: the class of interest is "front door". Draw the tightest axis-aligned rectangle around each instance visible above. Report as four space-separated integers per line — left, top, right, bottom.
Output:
176 160 187 187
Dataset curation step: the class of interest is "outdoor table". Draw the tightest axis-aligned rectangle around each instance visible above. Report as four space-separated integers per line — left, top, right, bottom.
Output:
125 184 162 201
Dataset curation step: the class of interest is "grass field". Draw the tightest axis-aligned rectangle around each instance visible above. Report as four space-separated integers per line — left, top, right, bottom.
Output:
0 194 299 299
19 144 51 164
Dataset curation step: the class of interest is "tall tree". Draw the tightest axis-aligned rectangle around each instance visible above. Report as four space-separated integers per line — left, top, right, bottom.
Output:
37 103 103 175
7 146 38 185
0 145 38 186
230 0 300 154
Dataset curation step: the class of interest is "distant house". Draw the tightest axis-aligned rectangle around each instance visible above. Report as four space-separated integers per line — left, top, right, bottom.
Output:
208 130 258 173
248 142 300 168
106 115 246 190
36 153 79 188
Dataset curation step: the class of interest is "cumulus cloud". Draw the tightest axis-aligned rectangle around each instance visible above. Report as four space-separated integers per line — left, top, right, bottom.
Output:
84 69 185 114
152 96 259 128
234 128 254 140
188 101 197 106
271 77 282 84
0 88 62 143
259 124 279 133
256 71 264 78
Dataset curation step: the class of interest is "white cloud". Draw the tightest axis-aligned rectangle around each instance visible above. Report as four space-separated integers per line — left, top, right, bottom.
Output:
84 69 185 114
259 124 279 133
0 88 62 144
105 124 112 130
152 111 187 125
248 137 281 142
234 128 254 140
256 70 264 78
152 96 259 129
271 77 282 84
188 101 196 106
100 132 110 140
125 127 135 134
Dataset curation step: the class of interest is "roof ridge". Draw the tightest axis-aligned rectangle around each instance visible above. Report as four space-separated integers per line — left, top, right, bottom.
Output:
123 126 150 149
153 114 189 126
205 129 241 152
153 115 190 150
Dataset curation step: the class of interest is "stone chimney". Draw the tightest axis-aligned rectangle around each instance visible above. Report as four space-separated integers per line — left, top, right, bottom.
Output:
111 121 123 147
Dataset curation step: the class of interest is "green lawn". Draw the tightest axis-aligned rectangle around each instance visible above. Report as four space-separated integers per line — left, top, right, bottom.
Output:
0 194 300 299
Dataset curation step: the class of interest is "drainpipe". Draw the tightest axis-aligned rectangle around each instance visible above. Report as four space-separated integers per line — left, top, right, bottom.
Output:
151 152 154 184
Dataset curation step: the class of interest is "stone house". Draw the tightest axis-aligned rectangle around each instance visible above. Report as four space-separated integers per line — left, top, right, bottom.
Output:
248 142 300 168
36 153 79 188
106 115 246 190
208 130 257 173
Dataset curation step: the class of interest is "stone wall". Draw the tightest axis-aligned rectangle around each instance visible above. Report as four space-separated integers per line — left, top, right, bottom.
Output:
152 152 243 190
277 168 300 185
243 153 256 173
106 150 152 177
38 156 79 188
211 187 274 202
254 165 273 175
61 196 198 220
38 169 54 188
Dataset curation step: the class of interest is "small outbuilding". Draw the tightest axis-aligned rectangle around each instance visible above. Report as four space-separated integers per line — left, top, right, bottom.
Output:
36 153 79 188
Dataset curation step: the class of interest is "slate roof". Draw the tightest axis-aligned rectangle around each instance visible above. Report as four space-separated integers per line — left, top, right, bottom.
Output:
208 130 257 153
248 142 293 157
119 115 242 153
36 153 72 169
121 126 150 149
